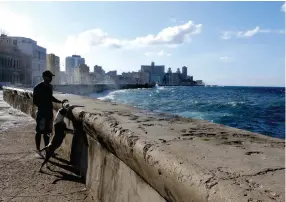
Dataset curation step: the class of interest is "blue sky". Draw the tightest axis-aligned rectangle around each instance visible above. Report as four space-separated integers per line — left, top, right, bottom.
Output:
0 1 285 86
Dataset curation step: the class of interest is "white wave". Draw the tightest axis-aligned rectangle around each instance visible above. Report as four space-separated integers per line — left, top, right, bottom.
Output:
227 101 245 107
177 111 206 120
97 94 115 101
93 89 128 101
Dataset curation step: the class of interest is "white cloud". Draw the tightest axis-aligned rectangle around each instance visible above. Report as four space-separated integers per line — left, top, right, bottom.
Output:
144 50 172 57
237 26 260 37
220 56 229 60
281 3 285 12
65 20 202 51
219 56 232 62
221 26 284 39
221 31 232 40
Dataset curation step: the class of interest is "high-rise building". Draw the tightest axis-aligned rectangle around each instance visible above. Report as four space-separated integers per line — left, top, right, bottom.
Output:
74 64 90 84
107 70 117 78
65 55 85 84
10 36 46 85
176 68 181 74
182 66 187 79
196 80 204 86
94 65 105 75
141 62 164 84
46 54 60 85
59 71 67 84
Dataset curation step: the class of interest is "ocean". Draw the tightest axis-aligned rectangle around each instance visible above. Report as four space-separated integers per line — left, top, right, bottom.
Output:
89 86 285 139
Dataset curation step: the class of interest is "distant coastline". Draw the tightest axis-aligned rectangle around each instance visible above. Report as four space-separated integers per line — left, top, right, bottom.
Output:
159 84 206 87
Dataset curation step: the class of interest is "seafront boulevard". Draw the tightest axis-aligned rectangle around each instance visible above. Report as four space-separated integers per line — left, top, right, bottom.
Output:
0 91 90 202
1 86 285 202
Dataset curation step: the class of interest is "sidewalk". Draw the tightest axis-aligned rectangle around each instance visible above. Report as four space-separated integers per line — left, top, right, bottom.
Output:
0 92 90 202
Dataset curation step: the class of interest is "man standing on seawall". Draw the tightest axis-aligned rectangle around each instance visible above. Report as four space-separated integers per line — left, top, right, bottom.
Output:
33 70 65 158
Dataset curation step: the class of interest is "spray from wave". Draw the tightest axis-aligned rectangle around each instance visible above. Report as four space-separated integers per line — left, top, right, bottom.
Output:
89 89 128 101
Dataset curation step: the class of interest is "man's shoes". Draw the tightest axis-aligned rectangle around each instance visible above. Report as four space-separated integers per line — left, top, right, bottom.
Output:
51 152 57 158
35 150 45 159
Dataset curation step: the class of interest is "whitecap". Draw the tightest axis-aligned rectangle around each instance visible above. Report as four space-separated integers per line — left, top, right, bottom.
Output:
227 101 245 107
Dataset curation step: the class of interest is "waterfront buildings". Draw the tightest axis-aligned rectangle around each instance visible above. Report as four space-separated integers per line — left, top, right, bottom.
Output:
94 65 105 75
59 71 68 84
162 66 203 86
163 68 181 85
10 36 46 85
106 70 117 78
141 62 165 84
46 54 60 85
65 55 85 84
0 34 32 85
120 71 150 84
138 71 150 84
195 80 204 86
74 64 91 84
182 66 187 79
1 32 205 86
91 65 105 83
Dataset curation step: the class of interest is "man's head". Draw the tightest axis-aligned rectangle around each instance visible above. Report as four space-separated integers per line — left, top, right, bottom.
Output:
42 70 55 84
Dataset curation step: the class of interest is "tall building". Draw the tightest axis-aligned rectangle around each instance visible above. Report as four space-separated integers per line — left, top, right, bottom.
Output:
10 36 46 85
65 55 85 84
196 80 204 86
59 71 67 84
139 71 150 84
182 66 187 79
176 68 181 74
74 64 90 84
94 65 105 75
121 71 150 84
46 54 60 85
163 72 180 85
141 62 164 84
0 34 32 85
107 70 117 78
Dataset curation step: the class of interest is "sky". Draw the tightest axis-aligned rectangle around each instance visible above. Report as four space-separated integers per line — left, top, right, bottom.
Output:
0 1 285 87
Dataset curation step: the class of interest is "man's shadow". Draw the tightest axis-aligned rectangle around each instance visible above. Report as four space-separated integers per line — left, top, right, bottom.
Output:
40 160 85 185
53 155 71 165
66 107 89 181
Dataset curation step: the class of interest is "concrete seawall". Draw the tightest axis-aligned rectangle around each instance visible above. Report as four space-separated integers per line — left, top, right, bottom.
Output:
53 84 154 95
3 87 285 202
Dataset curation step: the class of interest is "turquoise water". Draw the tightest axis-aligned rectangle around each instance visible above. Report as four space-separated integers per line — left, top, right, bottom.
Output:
90 86 285 139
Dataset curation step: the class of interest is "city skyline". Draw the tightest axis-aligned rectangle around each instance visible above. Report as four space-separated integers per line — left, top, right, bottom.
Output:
0 1 285 87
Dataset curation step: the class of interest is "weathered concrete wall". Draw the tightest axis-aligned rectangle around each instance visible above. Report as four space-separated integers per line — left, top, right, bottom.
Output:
53 84 154 95
3 87 285 202
3 87 165 202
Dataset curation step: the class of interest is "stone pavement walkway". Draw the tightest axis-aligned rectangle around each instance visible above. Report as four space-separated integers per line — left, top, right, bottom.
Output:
0 92 90 202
